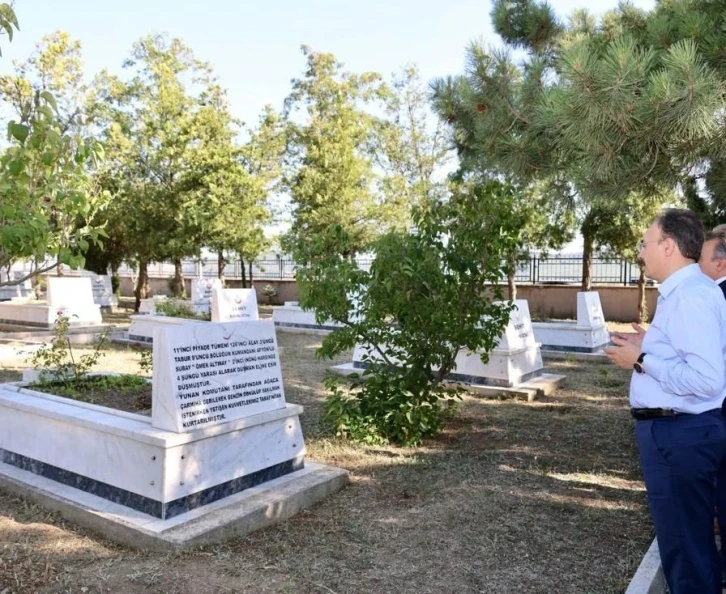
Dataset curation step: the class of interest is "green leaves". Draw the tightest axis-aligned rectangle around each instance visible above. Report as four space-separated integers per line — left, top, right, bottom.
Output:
0 3 18 54
39 90 58 113
311 179 520 446
0 90 108 280
7 158 24 175
282 46 389 261
8 122 29 143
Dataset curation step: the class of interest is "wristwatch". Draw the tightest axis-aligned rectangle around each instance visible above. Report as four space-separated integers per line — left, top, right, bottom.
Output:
633 353 646 374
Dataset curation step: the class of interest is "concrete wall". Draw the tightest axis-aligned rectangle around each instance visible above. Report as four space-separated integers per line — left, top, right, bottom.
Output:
516 284 658 322
118 277 654 322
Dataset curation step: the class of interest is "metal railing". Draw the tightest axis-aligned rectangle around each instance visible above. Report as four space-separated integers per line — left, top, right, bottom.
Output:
116 255 641 285
512 256 640 285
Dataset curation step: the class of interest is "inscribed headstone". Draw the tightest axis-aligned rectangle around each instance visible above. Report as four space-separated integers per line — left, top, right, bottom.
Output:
576 292 605 327
152 320 286 432
211 288 259 322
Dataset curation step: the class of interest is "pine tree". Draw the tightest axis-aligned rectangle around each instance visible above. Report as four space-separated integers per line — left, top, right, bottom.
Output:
431 0 723 305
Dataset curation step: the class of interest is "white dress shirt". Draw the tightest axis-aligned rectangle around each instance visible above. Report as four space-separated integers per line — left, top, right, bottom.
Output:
630 264 726 413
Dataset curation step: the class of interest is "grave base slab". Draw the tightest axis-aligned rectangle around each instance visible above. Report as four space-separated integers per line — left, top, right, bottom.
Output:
0 460 348 552
328 362 565 402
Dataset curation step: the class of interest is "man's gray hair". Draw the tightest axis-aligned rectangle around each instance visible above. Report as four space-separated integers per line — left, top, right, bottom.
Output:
706 225 726 260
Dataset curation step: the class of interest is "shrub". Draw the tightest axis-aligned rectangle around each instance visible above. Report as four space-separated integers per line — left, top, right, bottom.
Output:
298 179 521 446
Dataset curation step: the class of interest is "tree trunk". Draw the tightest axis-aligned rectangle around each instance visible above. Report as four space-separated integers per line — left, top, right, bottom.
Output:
56 258 65 276
248 261 253 287
581 229 594 291
110 262 120 296
637 265 648 323
240 258 247 288
506 253 517 300
171 258 184 298
217 250 226 287
134 259 149 313
32 274 43 300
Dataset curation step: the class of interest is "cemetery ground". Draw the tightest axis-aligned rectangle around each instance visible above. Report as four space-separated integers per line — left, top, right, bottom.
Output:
0 304 651 594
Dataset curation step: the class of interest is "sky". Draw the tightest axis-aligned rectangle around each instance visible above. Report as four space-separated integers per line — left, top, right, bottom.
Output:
2 0 655 127
1 0 656 254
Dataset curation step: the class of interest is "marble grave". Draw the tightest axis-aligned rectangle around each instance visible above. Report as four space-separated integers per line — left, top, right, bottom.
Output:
0 319 348 549
0 276 103 328
128 313 206 344
191 277 223 315
0 270 33 301
89 274 118 310
531 291 611 354
272 301 343 334
61 269 118 310
330 300 565 398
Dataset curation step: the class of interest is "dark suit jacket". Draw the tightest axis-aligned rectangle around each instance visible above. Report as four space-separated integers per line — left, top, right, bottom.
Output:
720 280 726 300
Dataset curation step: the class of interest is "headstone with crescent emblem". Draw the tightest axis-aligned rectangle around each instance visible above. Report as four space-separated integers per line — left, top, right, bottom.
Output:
211 288 259 322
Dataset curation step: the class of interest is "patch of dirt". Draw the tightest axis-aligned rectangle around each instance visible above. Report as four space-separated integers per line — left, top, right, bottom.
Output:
29 375 152 414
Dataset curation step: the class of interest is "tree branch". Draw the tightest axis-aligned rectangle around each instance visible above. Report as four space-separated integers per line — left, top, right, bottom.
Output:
0 261 58 287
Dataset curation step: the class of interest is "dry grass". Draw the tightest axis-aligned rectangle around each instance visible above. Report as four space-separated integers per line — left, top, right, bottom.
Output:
0 315 653 594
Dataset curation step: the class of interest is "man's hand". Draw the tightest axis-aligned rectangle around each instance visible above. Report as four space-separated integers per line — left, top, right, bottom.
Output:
609 323 646 349
604 334 642 370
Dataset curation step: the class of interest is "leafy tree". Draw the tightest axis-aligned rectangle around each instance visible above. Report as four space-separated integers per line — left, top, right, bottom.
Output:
0 3 18 56
282 46 398 263
0 25 108 287
91 34 243 308
302 179 520 445
582 189 675 322
470 174 575 299
205 105 285 287
0 31 86 134
371 65 452 229
0 92 108 285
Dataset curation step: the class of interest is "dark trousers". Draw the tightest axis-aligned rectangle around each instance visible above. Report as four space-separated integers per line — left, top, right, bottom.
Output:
635 409 726 594
717 400 726 572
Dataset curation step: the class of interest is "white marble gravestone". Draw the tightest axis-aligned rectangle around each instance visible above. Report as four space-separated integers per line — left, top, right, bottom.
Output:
128 314 205 343
138 295 170 314
211 288 259 322
577 291 605 326
191 277 223 314
61 270 118 310
47 277 96 310
0 318 316 524
152 320 286 432
531 291 611 353
340 300 544 388
42 277 102 325
89 274 118 309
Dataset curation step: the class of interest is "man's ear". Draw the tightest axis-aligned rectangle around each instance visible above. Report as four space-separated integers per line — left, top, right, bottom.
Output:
662 237 676 256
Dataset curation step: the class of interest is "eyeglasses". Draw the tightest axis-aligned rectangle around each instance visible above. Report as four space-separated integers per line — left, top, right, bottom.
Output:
637 237 666 251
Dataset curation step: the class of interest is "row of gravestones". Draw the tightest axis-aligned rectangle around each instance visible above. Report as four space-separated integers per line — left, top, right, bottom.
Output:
0 271 116 310
0 281 591 529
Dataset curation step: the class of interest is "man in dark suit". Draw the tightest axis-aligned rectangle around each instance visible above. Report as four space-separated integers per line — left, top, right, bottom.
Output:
700 225 726 297
700 224 726 583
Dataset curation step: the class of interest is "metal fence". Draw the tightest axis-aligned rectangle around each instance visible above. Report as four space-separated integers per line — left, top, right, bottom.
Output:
117 255 641 285
513 256 641 285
